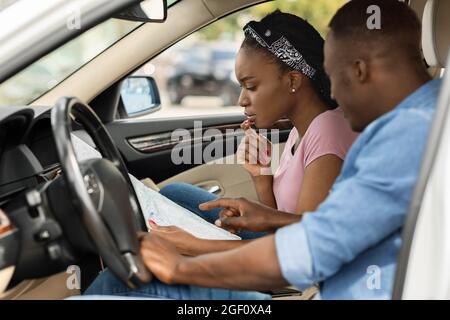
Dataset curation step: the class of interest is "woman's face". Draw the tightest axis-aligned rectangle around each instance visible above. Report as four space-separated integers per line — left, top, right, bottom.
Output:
235 48 293 128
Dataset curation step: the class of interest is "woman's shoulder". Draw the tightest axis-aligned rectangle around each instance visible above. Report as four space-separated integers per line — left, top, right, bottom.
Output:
307 108 354 138
302 107 358 157
313 107 347 126
298 108 358 165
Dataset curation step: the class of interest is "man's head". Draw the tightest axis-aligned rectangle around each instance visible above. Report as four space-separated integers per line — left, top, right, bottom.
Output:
324 0 428 132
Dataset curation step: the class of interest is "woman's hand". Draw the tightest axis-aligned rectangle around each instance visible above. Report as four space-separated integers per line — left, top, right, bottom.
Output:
138 232 185 285
199 197 280 233
237 120 272 177
148 223 200 256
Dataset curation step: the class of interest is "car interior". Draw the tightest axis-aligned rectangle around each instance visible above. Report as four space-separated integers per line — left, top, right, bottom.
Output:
0 0 448 300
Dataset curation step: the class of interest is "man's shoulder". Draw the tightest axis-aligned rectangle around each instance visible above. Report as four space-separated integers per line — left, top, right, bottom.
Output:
393 78 441 120
364 82 440 144
369 79 440 131
368 108 434 149
351 103 435 167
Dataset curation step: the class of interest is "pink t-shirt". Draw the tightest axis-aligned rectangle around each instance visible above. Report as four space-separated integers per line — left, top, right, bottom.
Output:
272 108 358 213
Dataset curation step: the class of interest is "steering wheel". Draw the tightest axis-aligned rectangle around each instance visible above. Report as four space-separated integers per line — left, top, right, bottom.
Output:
50 97 152 288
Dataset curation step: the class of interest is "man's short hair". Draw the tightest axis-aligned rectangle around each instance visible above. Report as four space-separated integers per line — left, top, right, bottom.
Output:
329 0 422 58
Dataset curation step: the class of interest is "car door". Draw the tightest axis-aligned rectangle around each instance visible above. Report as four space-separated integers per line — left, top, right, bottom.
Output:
107 113 291 201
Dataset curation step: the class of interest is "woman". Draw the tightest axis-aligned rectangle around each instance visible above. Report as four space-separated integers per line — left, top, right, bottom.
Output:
147 10 358 255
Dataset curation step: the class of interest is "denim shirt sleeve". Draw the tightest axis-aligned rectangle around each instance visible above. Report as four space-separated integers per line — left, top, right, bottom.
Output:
275 223 313 290
273 109 432 288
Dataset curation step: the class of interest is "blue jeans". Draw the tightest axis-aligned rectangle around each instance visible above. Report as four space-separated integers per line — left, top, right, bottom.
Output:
84 269 271 300
159 182 267 240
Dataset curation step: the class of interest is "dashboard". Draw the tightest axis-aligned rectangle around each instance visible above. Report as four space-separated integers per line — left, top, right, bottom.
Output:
25 114 59 170
0 106 88 207
0 105 109 295
0 107 54 204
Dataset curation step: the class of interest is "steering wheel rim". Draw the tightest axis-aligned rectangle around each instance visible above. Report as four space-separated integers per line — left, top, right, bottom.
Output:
51 96 152 288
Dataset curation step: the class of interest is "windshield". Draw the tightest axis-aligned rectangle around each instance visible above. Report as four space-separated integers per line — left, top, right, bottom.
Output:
0 0 181 106
0 18 142 106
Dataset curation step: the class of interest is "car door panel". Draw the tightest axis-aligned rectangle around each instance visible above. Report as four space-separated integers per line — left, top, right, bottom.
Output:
106 115 292 185
157 141 287 201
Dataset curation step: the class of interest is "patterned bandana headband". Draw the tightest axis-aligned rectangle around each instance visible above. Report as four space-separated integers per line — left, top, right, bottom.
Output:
243 21 317 79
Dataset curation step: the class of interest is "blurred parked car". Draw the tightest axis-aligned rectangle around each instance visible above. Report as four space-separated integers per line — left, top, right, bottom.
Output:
166 43 240 106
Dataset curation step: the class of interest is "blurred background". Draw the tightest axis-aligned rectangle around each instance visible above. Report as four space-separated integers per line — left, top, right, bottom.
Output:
0 0 346 120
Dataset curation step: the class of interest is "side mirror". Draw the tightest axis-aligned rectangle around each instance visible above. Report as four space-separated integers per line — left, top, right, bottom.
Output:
120 76 161 118
115 0 167 23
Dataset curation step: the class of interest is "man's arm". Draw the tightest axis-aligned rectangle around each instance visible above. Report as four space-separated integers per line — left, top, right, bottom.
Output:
201 198 301 233
149 224 255 256
176 235 288 290
140 233 289 291
185 239 252 256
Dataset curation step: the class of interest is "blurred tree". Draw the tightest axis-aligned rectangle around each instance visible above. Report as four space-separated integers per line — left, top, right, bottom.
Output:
198 0 347 41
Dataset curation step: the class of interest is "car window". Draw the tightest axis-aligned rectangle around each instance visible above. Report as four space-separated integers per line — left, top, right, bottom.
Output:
0 0 182 107
0 18 142 106
120 0 346 120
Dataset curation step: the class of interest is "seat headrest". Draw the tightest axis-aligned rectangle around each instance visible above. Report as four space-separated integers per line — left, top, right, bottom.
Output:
422 0 450 68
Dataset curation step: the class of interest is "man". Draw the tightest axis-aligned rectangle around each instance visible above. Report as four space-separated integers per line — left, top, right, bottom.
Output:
85 0 441 299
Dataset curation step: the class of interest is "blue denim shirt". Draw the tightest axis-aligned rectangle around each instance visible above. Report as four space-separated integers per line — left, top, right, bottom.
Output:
275 79 442 300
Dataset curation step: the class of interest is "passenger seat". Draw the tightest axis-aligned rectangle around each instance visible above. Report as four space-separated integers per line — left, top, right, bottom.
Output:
422 0 450 71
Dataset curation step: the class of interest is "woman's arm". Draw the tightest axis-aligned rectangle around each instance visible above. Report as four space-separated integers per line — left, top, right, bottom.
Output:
250 154 343 228
254 154 343 230
200 154 343 233
251 175 277 209
238 122 278 209
294 154 343 215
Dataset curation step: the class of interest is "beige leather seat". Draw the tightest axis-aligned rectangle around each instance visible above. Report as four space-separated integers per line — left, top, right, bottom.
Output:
422 0 450 70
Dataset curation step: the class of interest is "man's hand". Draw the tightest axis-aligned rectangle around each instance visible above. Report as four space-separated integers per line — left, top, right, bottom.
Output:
138 232 185 284
199 197 280 233
237 120 272 177
148 223 200 256
139 232 287 291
